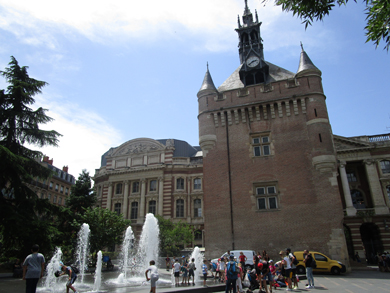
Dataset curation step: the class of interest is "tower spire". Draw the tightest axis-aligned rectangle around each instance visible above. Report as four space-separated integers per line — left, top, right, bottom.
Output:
296 43 321 77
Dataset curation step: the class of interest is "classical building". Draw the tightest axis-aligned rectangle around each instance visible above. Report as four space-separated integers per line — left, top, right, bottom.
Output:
197 2 350 263
335 134 390 263
93 138 204 247
28 156 76 206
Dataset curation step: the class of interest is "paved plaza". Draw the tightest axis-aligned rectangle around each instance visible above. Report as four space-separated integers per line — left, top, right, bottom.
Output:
1 269 389 293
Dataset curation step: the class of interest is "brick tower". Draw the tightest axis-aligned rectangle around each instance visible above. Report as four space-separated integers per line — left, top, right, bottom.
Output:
197 1 349 265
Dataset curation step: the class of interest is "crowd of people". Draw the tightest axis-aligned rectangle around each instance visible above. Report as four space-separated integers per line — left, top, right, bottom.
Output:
207 249 315 293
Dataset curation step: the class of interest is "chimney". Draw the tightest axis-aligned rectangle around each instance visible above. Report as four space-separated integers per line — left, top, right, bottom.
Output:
63 166 68 173
43 156 49 163
48 159 53 165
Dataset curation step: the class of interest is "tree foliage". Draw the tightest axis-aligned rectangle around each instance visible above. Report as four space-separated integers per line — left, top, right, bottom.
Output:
74 207 131 255
66 170 97 215
156 215 194 256
265 0 390 50
0 56 62 258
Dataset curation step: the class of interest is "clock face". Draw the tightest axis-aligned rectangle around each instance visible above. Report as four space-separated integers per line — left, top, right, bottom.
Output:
246 56 260 67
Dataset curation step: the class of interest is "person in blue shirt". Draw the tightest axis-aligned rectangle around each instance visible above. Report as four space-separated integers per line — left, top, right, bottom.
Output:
59 262 78 293
202 259 208 287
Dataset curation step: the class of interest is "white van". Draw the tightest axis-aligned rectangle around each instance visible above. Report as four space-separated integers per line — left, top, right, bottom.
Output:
211 250 256 270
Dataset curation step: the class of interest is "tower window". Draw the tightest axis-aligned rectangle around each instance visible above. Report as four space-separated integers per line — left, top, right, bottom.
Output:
114 203 121 215
132 181 140 193
254 183 278 211
252 135 271 157
115 183 122 194
194 199 202 217
176 178 184 190
150 180 157 192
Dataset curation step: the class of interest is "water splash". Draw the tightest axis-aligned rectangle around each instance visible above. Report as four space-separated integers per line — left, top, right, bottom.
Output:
93 251 102 291
135 213 160 275
189 246 204 282
76 223 90 283
44 247 63 289
120 226 134 281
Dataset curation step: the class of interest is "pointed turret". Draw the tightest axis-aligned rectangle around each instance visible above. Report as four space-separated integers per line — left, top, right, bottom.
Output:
296 43 321 77
197 63 218 98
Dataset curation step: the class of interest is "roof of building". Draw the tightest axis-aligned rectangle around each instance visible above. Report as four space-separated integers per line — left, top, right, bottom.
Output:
296 44 321 77
198 64 217 93
100 139 200 167
217 61 295 92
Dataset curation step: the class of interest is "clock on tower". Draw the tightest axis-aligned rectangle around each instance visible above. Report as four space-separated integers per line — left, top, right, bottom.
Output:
235 0 269 86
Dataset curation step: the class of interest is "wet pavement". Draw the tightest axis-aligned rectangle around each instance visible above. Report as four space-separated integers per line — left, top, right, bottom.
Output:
1 269 389 293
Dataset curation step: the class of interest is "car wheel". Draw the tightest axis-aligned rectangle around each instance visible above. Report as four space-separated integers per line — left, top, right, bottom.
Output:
331 266 341 275
296 265 306 274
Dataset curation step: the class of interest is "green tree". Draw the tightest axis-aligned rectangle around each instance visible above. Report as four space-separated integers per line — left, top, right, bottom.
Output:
74 207 131 256
0 56 62 258
156 215 194 256
265 0 390 50
66 170 97 214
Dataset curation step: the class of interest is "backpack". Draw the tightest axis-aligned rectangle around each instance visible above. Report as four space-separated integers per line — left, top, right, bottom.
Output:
310 257 317 269
70 265 80 274
291 254 298 265
227 261 239 279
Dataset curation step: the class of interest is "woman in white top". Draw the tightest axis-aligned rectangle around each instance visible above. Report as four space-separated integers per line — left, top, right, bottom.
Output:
280 250 292 291
145 260 159 293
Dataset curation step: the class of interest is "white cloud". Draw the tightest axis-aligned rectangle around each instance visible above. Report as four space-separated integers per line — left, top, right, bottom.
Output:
0 0 318 52
32 95 123 177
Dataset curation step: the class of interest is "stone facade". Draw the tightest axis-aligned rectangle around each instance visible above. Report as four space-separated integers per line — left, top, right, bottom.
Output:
335 134 390 264
93 138 205 247
27 156 76 206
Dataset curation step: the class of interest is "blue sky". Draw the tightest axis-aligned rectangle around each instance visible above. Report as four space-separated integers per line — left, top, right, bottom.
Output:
0 0 388 178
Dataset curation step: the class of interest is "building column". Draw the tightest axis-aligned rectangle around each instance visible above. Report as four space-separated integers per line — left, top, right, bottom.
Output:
139 178 146 221
187 177 192 222
107 182 113 211
339 162 357 216
158 177 164 215
123 180 129 219
364 159 390 214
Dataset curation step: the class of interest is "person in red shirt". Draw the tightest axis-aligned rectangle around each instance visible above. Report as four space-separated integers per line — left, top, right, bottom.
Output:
238 252 247 276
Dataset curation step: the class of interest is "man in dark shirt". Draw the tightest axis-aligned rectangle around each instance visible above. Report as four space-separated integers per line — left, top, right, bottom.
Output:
303 250 315 289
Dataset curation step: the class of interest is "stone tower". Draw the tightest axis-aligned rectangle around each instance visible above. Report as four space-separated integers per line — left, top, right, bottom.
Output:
197 2 349 266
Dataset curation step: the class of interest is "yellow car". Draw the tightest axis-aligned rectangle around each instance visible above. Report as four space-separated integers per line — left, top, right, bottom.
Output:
293 251 346 275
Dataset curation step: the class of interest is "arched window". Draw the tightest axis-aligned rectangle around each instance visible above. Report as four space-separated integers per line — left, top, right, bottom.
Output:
351 189 366 209
149 200 156 215
176 199 184 218
131 202 138 219
114 203 121 215
380 160 390 174
177 178 184 190
194 199 202 217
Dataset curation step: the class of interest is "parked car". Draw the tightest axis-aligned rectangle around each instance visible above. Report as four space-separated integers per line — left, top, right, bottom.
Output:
294 251 346 275
211 250 256 270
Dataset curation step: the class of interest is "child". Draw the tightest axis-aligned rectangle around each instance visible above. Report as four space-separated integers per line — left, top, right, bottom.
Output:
59 262 78 293
173 259 181 286
145 260 159 293
181 263 188 285
202 259 208 287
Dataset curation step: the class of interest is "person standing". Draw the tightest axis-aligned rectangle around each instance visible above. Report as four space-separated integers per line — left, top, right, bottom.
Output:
286 248 298 289
202 259 208 287
225 254 238 293
165 255 170 271
280 250 292 291
238 252 247 273
188 258 196 285
145 260 159 293
174 258 181 286
23 244 45 293
303 250 315 289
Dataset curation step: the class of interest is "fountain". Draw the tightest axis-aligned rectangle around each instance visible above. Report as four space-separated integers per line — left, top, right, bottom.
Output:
93 251 103 292
42 247 63 291
76 223 90 284
39 214 173 292
189 246 204 282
